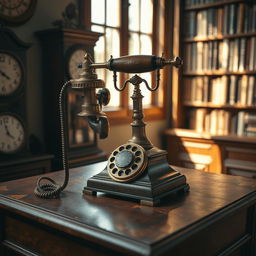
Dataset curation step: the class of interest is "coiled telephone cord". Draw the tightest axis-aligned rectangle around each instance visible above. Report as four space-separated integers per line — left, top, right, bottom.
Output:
34 80 71 198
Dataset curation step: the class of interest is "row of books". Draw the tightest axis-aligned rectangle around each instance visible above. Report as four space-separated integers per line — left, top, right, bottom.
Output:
188 109 256 136
185 3 256 38
184 75 256 105
185 9 221 38
184 37 256 72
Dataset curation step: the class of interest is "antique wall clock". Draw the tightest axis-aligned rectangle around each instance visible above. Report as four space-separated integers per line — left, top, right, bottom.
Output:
36 28 106 170
0 27 53 181
0 28 29 156
0 51 23 95
66 46 87 79
0 0 37 25
0 113 25 154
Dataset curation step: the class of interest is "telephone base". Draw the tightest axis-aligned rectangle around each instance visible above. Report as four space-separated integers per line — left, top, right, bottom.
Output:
83 147 189 206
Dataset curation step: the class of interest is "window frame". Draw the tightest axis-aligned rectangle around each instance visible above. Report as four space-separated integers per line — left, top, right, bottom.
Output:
83 0 171 125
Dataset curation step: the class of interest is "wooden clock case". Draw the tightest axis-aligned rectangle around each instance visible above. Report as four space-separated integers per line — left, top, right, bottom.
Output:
0 27 53 181
36 28 106 170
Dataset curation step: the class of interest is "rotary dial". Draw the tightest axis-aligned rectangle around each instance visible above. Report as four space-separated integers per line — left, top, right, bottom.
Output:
107 143 147 182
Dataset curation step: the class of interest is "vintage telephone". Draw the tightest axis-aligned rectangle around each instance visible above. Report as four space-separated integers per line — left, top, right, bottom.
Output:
35 54 189 206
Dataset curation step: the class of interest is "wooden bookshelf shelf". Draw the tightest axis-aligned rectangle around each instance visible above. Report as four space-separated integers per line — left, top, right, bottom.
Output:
183 102 256 110
165 128 256 144
184 32 256 42
167 0 256 177
185 0 248 11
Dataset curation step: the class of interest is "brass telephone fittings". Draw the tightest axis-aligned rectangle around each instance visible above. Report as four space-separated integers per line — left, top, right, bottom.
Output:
107 143 148 183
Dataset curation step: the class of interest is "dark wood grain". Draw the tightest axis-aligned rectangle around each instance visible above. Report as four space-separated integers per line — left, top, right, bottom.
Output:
0 154 54 182
0 162 256 256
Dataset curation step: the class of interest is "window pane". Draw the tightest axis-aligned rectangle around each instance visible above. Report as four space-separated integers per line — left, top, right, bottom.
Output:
140 34 152 54
105 28 120 107
106 70 120 107
106 0 120 27
92 25 106 91
91 24 104 33
129 0 140 31
128 33 152 106
106 28 120 58
129 32 140 55
140 0 153 33
92 26 105 64
140 73 152 106
91 0 105 24
158 0 165 56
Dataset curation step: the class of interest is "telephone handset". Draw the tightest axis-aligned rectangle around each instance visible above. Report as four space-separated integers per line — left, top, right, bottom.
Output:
35 54 189 206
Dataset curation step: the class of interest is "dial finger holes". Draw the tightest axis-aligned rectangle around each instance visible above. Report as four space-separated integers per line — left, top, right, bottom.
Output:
125 169 131 175
135 151 141 156
135 157 141 163
126 145 131 150
108 143 147 182
132 146 137 152
132 164 138 170
112 168 118 174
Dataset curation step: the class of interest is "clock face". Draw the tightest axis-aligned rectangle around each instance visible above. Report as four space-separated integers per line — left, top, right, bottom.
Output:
0 52 23 96
0 0 36 25
0 114 25 153
68 48 87 79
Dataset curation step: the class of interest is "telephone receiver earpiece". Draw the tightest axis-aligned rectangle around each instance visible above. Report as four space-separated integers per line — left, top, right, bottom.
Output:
81 87 110 139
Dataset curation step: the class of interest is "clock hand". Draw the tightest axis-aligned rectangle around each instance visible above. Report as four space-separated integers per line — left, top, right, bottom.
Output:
4 124 15 139
0 70 10 80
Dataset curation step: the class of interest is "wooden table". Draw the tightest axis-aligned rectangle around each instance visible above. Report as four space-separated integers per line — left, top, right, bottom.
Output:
0 161 255 256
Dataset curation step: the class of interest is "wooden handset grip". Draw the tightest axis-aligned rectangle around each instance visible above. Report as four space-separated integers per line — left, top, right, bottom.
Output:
91 55 182 73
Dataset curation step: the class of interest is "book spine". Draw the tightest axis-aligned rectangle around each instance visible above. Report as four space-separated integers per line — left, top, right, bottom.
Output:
249 37 255 71
247 76 255 105
223 5 229 35
237 111 245 136
222 39 229 71
240 75 248 105
238 38 246 72
232 38 239 72
229 75 236 105
203 76 209 102
203 42 208 72
217 7 223 36
237 3 245 34
228 40 234 72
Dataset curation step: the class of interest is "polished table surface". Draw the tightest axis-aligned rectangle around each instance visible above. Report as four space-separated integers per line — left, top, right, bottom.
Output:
0 161 256 256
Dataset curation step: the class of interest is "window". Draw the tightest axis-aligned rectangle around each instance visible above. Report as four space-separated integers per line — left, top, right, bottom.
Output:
90 0 167 123
91 0 121 107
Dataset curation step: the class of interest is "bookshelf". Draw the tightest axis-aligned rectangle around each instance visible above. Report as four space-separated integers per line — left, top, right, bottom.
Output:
165 0 256 178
